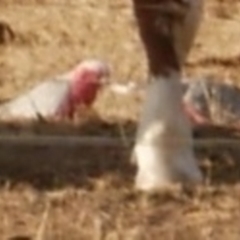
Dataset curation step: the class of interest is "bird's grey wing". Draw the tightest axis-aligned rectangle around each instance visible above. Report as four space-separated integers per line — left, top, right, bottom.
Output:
0 79 70 119
215 84 240 123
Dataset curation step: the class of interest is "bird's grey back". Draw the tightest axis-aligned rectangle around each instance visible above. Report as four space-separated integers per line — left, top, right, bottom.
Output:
0 78 70 120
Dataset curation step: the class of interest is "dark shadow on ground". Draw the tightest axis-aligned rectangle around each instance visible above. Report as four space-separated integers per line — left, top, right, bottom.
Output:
0 117 239 190
0 117 136 190
194 124 240 185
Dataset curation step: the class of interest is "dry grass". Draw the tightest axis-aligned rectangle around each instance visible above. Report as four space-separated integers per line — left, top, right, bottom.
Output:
0 0 240 239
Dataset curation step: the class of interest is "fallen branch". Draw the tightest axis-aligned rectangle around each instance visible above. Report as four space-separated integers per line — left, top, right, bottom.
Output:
0 130 239 148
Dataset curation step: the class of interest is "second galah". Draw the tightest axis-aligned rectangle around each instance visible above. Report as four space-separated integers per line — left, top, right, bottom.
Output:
183 78 240 125
0 59 110 120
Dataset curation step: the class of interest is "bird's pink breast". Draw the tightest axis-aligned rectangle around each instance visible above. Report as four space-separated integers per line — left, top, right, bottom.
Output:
71 81 100 106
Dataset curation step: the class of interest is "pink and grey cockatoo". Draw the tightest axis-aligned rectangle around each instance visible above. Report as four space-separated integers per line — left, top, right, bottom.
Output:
109 77 240 127
0 59 110 120
183 77 240 126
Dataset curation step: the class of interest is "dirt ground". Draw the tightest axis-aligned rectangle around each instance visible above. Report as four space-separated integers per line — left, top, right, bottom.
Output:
0 0 240 239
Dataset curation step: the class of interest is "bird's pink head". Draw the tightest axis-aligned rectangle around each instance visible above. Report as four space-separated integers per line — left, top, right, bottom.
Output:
68 59 110 107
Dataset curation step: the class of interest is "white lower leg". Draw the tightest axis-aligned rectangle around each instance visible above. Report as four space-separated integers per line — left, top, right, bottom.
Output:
133 75 203 191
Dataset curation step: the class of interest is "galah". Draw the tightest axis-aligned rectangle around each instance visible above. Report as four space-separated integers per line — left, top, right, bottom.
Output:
107 80 209 125
108 78 240 127
183 78 240 126
0 59 110 120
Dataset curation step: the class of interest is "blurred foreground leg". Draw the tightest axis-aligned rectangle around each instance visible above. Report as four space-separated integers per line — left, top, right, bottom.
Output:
132 0 203 190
